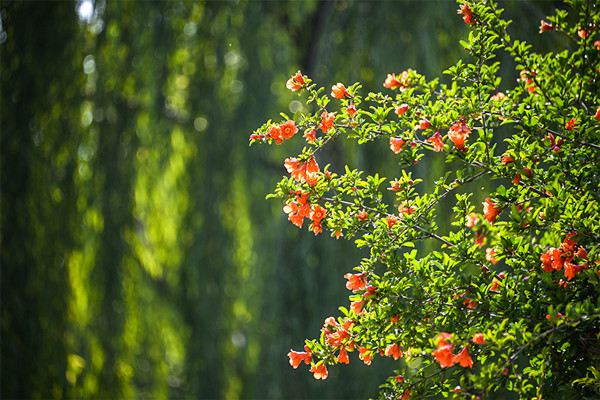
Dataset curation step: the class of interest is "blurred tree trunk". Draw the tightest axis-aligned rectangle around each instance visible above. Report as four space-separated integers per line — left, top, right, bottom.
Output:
1 2 82 398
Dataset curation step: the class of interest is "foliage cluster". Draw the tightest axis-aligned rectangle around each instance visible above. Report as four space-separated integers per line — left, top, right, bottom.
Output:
251 1 600 398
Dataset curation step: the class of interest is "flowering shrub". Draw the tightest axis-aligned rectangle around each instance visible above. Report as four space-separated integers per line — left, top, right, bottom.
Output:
250 1 600 398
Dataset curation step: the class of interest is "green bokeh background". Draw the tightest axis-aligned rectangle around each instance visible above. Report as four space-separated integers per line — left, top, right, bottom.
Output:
0 1 557 398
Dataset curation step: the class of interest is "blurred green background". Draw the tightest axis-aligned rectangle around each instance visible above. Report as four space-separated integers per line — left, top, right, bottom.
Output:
1 1 556 398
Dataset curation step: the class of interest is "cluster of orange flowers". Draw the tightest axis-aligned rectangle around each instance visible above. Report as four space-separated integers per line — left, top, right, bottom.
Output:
432 332 485 369
249 120 298 145
282 190 326 235
540 233 589 281
284 156 319 187
387 115 472 155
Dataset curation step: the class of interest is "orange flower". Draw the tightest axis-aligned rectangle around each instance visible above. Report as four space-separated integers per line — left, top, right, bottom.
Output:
490 278 500 292
501 155 515 164
418 118 431 130
387 215 399 229
463 297 478 309
395 375 405 383
520 69 537 92
486 248 498 265
267 125 283 145
564 262 585 281
286 70 305 91
512 174 521 185
323 318 353 348
288 348 311 368
384 73 401 89
395 104 409 116
280 120 298 140
457 3 474 25
358 346 372 365
391 315 400 324
565 118 576 131
432 333 456 368
309 205 325 234
576 246 588 259
448 119 470 150
401 389 411 400
331 82 350 99
472 333 486 345
595 41 600 51
283 191 311 228
388 179 401 191
351 299 364 315
283 202 308 228
364 285 377 297
433 343 454 368
474 231 486 247
539 20 553 33
385 343 403 360
347 103 357 117
383 71 410 90
310 204 326 225
344 272 367 291
304 128 316 143
541 249 554 272
465 213 479 228
551 247 564 271
483 198 500 223
284 156 320 186
578 28 588 39
310 363 328 380
399 205 415 216
452 346 473 368
436 332 452 346
337 347 350 364
356 210 369 221
427 132 444 152
390 137 406 154
320 111 335 133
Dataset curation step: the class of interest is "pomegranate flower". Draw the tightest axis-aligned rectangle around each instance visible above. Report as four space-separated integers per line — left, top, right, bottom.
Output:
331 82 350 99
358 346 372 365
390 137 406 154
310 363 328 380
347 103 357 117
452 346 473 368
483 198 500 223
539 20 553 33
280 120 298 140
472 333 486 345
320 111 335 133
284 156 320 187
304 128 316 143
344 272 367 291
457 3 474 25
427 131 444 152
288 348 311 368
448 119 470 150
383 71 410 90
433 343 455 368
286 70 305 91
337 347 350 364
385 343 403 360
395 104 409 116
